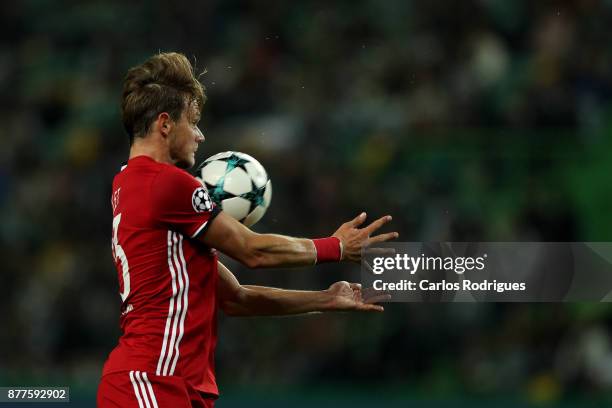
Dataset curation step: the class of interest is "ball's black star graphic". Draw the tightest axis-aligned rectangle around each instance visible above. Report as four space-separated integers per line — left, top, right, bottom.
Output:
219 154 251 174
205 181 234 203
240 180 267 214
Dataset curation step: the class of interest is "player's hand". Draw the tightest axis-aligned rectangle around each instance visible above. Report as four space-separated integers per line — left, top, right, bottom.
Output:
332 212 398 263
326 281 390 312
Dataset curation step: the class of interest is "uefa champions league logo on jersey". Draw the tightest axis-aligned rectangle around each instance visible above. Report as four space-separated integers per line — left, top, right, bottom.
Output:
192 187 212 213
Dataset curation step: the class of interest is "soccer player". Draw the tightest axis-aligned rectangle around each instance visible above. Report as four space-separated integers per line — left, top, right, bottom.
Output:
97 52 398 408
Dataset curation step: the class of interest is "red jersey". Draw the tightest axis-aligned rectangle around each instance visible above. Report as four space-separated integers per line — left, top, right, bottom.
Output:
102 155 221 397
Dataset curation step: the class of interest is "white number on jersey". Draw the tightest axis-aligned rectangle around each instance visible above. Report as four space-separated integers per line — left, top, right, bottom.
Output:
112 213 131 302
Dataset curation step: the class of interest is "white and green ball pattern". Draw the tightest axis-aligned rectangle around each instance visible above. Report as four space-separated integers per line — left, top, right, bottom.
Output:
197 151 272 227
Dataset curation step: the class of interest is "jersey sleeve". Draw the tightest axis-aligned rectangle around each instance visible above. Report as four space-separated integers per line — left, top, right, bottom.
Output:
151 167 220 238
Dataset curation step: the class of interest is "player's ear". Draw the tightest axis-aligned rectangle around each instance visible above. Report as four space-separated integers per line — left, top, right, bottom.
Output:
157 112 172 138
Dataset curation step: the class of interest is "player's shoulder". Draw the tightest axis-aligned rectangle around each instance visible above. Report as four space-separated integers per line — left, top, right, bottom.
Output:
119 156 199 186
114 156 164 185
153 162 201 188
150 163 213 216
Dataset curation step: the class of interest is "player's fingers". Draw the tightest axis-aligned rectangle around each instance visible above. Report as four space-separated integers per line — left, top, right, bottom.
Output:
351 285 363 303
364 293 392 304
368 231 399 244
359 304 384 312
364 215 392 234
362 287 391 302
347 212 367 228
364 247 396 256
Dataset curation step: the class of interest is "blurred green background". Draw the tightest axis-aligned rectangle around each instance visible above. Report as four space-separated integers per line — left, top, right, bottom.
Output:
1 0 612 406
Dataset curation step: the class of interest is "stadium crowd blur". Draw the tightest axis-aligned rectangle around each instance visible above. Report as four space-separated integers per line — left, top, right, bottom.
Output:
2 0 612 405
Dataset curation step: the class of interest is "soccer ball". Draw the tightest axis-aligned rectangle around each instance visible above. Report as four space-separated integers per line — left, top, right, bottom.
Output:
196 151 272 227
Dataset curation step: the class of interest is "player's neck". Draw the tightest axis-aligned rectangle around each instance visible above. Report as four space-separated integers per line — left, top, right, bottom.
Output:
129 135 172 165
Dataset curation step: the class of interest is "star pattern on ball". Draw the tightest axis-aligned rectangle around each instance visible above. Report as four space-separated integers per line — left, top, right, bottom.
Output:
205 181 234 202
240 180 267 214
218 154 251 173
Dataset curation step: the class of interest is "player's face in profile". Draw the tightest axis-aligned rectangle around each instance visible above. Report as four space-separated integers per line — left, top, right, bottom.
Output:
169 100 204 169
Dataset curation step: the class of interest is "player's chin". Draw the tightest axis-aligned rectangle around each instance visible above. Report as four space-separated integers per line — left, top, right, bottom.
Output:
176 155 195 169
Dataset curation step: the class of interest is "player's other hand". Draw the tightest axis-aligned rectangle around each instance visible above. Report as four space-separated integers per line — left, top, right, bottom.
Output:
326 281 390 312
333 212 398 263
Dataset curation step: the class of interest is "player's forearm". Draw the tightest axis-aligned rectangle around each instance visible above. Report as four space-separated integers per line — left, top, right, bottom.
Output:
203 212 343 268
246 234 317 268
222 285 333 316
247 233 344 268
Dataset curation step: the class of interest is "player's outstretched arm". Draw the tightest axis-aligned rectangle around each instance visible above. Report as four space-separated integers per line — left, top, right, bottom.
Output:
217 262 388 316
200 211 398 269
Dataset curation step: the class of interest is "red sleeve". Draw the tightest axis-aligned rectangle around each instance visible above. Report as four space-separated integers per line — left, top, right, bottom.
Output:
151 167 219 238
